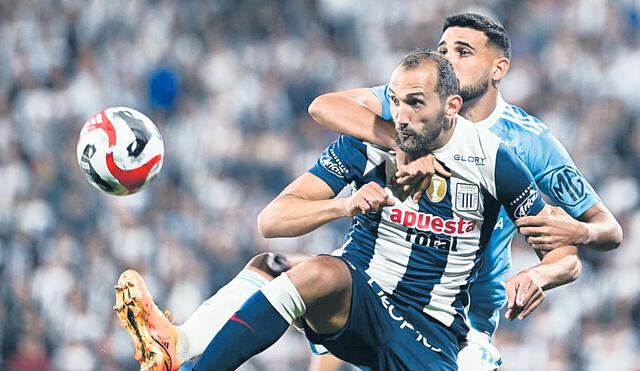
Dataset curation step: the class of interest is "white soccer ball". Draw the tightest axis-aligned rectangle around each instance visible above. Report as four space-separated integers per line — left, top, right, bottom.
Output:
76 107 164 195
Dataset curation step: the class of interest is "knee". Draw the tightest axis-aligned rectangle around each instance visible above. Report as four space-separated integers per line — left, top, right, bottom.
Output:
290 256 351 296
246 252 293 279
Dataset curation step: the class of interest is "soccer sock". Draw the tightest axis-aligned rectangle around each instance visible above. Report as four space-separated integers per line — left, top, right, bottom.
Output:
193 273 306 371
176 269 269 364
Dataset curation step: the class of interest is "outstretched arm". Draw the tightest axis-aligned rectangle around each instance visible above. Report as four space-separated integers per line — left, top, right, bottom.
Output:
308 88 396 149
505 244 581 321
258 173 394 238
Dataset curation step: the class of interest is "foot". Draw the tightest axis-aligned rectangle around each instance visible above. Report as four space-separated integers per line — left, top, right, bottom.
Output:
114 269 180 371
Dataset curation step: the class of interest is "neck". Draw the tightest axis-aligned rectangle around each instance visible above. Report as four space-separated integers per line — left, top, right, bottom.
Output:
459 86 500 123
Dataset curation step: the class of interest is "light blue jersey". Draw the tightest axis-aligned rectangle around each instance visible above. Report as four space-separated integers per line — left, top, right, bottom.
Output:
370 85 600 336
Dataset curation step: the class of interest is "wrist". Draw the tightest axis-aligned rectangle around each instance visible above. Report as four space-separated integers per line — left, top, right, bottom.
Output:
525 268 550 290
579 221 592 246
339 197 355 217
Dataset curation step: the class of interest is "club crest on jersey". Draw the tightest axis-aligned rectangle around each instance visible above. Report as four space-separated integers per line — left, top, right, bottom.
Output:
455 183 479 211
426 175 447 203
319 148 348 178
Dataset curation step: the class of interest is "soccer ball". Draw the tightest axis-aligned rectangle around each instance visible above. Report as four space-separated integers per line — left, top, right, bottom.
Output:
76 107 164 195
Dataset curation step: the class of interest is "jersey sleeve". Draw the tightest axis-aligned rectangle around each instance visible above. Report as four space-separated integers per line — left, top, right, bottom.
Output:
308 135 369 194
494 144 546 221
369 85 392 121
520 129 600 218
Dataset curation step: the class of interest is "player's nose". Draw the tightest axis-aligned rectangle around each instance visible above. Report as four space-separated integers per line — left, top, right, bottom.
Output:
396 122 409 131
394 105 411 126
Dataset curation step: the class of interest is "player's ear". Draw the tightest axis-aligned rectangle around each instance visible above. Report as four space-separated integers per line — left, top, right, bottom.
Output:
492 57 510 81
444 95 462 118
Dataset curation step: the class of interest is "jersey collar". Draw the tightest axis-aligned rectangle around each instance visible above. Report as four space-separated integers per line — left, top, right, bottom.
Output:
432 115 469 156
473 94 508 128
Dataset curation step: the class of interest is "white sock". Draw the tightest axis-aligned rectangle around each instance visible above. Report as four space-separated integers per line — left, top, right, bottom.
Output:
176 269 269 363
260 273 306 324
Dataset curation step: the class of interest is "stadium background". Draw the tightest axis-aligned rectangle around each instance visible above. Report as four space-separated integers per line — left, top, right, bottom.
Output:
1 0 639 370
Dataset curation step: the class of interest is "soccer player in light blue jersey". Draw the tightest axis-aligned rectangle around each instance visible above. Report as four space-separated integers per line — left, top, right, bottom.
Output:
188 49 583 371
308 13 622 370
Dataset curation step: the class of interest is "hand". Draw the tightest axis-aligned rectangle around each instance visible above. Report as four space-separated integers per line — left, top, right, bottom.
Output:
505 270 546 321
515 206 588 252
392 151 451 202
344 182 395 216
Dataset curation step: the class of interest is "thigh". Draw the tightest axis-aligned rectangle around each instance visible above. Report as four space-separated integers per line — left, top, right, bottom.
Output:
304 258 458 371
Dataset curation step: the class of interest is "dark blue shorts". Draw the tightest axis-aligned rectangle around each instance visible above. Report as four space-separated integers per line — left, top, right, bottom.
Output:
302 257 458 371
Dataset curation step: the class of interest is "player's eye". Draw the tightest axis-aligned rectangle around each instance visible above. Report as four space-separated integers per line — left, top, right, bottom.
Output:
459 49 471 56
391 96 400 106
438 47 447 55
410 100 423 108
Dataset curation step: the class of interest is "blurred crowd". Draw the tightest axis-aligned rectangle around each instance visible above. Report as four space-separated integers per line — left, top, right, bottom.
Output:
0 0 639 370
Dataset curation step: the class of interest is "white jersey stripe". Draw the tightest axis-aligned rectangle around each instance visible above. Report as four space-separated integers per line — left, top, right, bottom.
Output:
422 238 478 326
364 212 413 293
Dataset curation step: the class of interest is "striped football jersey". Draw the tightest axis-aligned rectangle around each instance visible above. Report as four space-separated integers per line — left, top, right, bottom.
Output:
370 85 600 336
309 116 546 338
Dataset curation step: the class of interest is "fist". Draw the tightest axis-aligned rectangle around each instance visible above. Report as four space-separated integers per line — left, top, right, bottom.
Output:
345 182 395 216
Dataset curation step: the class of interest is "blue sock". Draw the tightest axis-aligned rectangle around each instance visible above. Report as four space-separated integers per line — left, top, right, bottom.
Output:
192 291 290 371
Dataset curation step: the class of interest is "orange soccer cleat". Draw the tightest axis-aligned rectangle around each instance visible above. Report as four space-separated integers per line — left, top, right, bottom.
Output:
114 270 180 371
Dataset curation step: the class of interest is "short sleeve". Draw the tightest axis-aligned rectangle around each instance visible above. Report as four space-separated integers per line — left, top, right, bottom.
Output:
522 129 600 218
494 144 546 221
308 135 369 195
369 85 392 121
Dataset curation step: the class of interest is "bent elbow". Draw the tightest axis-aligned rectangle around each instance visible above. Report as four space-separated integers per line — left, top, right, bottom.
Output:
611 223 623 250
569 256 582 282
257 210 276 239
308 94 331 123
596 223 623 251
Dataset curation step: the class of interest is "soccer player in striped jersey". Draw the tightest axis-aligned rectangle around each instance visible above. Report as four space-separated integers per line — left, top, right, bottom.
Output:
307 13 622 370
187 49 581 371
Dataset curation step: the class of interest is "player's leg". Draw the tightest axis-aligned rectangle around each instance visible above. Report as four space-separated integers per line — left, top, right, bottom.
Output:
193 255 353 371
114 252 310 371
179 252 310 360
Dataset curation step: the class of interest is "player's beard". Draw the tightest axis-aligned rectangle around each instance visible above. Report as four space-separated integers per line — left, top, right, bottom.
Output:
460 71 491 102
395 109 448 156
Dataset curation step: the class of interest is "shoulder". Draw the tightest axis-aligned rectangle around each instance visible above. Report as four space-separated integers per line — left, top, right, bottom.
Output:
328 134 367 152
491 103 572 161
324 135 393 169
496 104 550 137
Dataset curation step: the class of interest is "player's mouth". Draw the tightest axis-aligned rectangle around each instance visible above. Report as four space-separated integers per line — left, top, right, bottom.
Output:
397 131 413 140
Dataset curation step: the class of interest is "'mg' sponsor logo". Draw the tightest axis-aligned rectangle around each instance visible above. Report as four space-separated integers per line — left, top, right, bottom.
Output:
549 165 588 206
